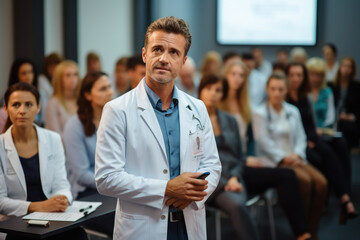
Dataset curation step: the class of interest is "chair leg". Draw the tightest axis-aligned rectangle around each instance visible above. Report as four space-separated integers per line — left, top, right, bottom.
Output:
265 197 277 240
215 209 221 240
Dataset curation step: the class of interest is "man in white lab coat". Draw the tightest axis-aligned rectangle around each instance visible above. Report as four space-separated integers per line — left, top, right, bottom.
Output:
95 16 221 240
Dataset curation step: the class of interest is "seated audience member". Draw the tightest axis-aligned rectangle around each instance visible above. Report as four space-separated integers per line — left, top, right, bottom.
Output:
252 72 327 240
290 47 307 64
64 72 113 199
0 82 87 240
276 48 289 66
286 63 357 224
200 51 223 76
7 59 38 88
86 52 102 74
329 57 360 149
45 60 81 138
1 59 40 125
202 74 311 240
323 43 339 82
242 53 267 107
223 51 242 66
252 47 272 77
113 57 130 96
175 57 199 97
127 54 146 89
306 58 335 128
63 72 114 237
38 53 63 124
217 61 309 239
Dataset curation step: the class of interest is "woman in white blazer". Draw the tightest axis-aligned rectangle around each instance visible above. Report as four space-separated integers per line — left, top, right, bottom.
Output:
252 72 327 240
0 82 87 240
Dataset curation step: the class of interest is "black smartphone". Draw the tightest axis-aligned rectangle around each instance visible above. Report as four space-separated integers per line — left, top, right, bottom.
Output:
196 172 210 179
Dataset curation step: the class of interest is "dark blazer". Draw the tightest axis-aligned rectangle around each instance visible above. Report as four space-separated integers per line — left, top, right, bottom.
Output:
214 110 245 189
329 81 360 127
287 96 318 142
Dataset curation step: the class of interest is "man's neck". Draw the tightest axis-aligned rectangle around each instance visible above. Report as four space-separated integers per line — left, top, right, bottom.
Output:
146 77 174 110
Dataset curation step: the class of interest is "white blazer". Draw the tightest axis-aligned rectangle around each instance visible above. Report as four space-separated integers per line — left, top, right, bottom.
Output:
95 79 221 240
0 124 72 217
252 102 308 167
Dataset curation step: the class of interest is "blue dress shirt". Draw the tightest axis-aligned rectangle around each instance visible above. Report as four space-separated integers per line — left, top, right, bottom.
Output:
144 82 181 180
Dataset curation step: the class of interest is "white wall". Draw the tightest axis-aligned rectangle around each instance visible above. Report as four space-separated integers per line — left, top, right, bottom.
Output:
78 0 133 77
0 0 14 97
44 0 64 56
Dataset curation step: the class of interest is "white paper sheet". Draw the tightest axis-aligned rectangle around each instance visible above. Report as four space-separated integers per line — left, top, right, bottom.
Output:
22 201 102 222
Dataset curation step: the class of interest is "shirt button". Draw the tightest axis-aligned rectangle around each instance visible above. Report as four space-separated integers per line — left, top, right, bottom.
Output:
163 169 168 174
161 215 166 220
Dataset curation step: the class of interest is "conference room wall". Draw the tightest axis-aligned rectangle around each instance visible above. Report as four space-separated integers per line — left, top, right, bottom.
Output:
0 0 14 98
77 0 133 77
151 0 360 72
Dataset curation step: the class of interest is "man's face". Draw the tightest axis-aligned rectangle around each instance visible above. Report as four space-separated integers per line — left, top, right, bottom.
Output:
142 31 187 84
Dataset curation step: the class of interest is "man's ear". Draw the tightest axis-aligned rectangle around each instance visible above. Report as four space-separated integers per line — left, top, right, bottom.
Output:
142 47 146 63
183 56 188 66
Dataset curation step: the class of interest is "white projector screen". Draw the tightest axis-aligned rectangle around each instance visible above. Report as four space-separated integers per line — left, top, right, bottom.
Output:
217 0 317 46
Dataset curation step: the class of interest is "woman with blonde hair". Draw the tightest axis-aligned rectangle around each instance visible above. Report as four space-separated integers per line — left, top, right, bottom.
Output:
307 57 335 128
45 60 81 138
200 51 223 76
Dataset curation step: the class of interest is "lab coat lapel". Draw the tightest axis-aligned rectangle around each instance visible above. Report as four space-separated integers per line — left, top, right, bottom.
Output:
35 125 48 188
136 80 167 162
3 126 27 193
178 92 193 171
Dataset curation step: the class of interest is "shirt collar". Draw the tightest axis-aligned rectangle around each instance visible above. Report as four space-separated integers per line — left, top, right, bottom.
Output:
144 80 179 111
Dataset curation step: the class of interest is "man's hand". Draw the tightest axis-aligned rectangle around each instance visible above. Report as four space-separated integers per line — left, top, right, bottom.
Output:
224 176 243 192
165 198 192 210
28 195 69 213
165 172 208 201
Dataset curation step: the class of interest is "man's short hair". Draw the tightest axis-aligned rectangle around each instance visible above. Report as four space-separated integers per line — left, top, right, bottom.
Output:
144 16 192 56
126 54 145 70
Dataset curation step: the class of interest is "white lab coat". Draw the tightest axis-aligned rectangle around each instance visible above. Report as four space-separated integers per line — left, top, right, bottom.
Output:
95 79 221 240
252 102 308 167
0 124 72 217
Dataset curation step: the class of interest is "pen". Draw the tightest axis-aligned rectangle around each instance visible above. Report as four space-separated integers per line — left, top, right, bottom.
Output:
79 205 92 212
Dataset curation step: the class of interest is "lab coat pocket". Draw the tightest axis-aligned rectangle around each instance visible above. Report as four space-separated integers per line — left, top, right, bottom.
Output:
118 211 149 239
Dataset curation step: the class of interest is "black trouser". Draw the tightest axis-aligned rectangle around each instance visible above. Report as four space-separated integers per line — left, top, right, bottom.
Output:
338 120 360 149
207 180 259 240
307 139 350 197
243 166 309 237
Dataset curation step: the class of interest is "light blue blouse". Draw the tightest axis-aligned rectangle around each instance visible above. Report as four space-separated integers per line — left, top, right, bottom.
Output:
63 115 97 198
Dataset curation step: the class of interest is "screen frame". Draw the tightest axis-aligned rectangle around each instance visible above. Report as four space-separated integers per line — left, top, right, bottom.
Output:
215 0 319 47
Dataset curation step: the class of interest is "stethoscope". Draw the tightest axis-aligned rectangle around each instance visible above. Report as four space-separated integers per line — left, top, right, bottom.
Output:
192 114 205 131
266 103 292 123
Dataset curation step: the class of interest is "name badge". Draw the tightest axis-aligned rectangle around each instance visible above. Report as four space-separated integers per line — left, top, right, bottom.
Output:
191 132 205 159
7 168 16 175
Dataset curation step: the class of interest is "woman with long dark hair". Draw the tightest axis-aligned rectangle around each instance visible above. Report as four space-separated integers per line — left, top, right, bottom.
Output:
329 57 360 149
63 72 114 237
0 82 87 240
